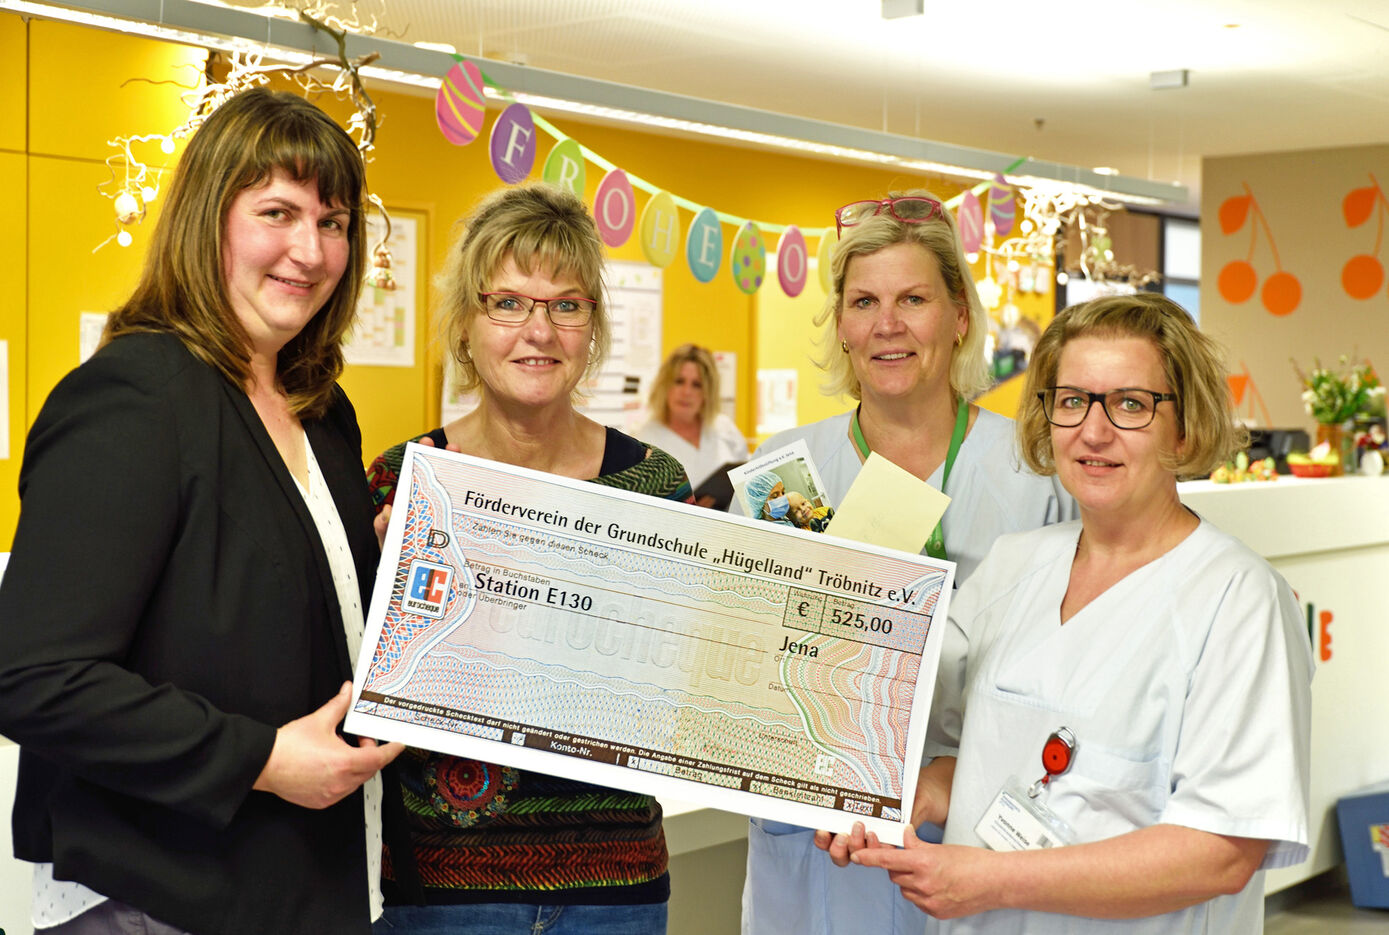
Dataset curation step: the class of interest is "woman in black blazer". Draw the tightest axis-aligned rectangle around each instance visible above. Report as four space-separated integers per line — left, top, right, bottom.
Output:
0 88 401 935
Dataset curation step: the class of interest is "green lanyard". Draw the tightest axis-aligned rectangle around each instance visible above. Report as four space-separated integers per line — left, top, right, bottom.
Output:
849 398 968 561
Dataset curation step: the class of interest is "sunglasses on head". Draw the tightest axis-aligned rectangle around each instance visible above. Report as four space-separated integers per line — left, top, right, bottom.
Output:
833 196 945 237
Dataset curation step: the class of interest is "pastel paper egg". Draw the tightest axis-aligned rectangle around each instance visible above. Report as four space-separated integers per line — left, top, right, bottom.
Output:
435 60 486 146
987 173 1015 236
816 230 835 294
776 226 808 297
489 102 536 184
593 169 636 247
640 190 680 268
686 208 723 283
543 138 586 196
958 191 984 254
730 222 766 295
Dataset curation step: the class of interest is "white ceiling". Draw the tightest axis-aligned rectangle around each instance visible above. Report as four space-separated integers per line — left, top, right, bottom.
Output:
241 0 1389 209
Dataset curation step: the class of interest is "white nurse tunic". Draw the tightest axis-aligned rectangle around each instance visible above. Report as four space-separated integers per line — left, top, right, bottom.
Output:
634 413 748 489
925 519 1313 934
739 409 1076 935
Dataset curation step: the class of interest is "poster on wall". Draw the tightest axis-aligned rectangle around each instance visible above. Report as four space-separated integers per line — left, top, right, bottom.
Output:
438 260 663 433
576 260 662 433
756 368 798 436
345 213 419 367
713 350 737 420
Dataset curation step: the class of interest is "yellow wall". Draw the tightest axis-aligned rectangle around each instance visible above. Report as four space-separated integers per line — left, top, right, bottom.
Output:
0 14 26 544
0 14 1054 546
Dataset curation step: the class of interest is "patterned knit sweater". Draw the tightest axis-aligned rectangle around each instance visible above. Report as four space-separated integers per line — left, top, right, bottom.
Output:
366 427 693 905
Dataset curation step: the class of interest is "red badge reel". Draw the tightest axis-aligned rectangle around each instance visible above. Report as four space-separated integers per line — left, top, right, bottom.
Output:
1028 727 1076 798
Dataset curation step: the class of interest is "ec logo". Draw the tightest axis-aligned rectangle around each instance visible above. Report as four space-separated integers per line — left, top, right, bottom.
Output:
403 559 452 618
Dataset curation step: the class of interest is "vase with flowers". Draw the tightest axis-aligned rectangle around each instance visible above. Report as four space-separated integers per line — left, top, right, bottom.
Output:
1293 356 1384 475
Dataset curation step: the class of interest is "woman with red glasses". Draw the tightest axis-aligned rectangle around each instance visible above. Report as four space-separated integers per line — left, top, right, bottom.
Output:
739 191 1074 935
849 294 1312 934
364 182 690 934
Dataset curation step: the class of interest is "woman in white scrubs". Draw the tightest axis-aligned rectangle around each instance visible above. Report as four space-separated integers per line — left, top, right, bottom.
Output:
738 193 1073 935
635 343 748 503
849 293 1313 934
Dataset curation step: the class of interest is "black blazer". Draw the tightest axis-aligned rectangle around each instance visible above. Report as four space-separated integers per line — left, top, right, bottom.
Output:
0 333 380 934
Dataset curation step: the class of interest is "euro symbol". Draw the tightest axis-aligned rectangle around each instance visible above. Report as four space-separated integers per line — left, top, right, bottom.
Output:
797 601 809 616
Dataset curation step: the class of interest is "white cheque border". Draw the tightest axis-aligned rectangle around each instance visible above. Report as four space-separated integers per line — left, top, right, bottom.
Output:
346 444 954 839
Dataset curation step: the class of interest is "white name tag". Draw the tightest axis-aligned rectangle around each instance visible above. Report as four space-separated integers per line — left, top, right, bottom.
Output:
974 780 1074 852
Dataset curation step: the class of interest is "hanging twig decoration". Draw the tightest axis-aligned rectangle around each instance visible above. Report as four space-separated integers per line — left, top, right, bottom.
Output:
96 0 393 277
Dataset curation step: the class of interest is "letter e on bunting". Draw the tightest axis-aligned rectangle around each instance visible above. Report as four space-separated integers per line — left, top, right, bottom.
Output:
686 208 723 283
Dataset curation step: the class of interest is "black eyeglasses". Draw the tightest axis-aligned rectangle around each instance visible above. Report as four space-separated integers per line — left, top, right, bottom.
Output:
1039 386 1177 430
834 196 945 237
479 292 596 327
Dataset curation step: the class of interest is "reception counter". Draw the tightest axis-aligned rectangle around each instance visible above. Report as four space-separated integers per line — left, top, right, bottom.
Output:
1179 474 1389 892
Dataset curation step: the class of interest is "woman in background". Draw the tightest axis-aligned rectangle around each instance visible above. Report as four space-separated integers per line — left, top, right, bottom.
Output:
636 343 748 505
365 182 689 934
0 88 399 935
739 191 1074 935
850 293 1312 934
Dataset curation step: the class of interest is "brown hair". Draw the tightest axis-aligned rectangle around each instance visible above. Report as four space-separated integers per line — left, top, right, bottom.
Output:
437 183 609 396
104 87 368 418
1018 292 1247 477
814 189 990 401
647 343 719 425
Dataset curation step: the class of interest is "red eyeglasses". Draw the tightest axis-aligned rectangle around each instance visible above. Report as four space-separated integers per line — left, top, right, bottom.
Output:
834 196 946 237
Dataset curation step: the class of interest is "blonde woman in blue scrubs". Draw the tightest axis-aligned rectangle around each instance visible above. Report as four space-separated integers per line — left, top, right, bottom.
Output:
738 192 1074 935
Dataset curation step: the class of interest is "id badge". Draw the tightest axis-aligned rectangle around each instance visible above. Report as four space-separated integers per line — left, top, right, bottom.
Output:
973 776 1076 852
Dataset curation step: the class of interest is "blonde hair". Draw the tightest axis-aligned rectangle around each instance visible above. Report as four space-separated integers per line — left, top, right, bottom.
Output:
1018 292 1248 478
647 343 719 425
438 183 609 396
104 88 368 418
814 189 990 401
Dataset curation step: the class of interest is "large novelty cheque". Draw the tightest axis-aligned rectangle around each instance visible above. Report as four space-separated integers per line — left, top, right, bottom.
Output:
347 444 954 837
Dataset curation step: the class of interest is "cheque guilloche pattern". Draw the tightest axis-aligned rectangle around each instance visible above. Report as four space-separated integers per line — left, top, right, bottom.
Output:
364 457 475 696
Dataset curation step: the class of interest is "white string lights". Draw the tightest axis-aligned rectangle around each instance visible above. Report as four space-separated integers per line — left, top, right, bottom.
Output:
94 1 395 287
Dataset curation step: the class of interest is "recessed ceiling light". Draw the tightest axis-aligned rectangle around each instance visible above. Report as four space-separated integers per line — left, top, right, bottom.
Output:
1092 166 1120 176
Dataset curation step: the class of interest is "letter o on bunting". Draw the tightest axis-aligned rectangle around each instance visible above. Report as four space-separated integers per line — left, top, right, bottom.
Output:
640 190 680 268
686 208 723 283
489 102 536 184
776 226 808 297
593 169 636 247
543 139 586 196
730 222 767 295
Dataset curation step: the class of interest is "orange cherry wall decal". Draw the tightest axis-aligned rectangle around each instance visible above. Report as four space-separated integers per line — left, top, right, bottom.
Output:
1217 182 1301 316
1218 260 1257 304
1340 173 1388 302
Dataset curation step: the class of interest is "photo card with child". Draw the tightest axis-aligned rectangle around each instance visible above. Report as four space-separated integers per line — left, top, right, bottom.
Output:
728 440 835 533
